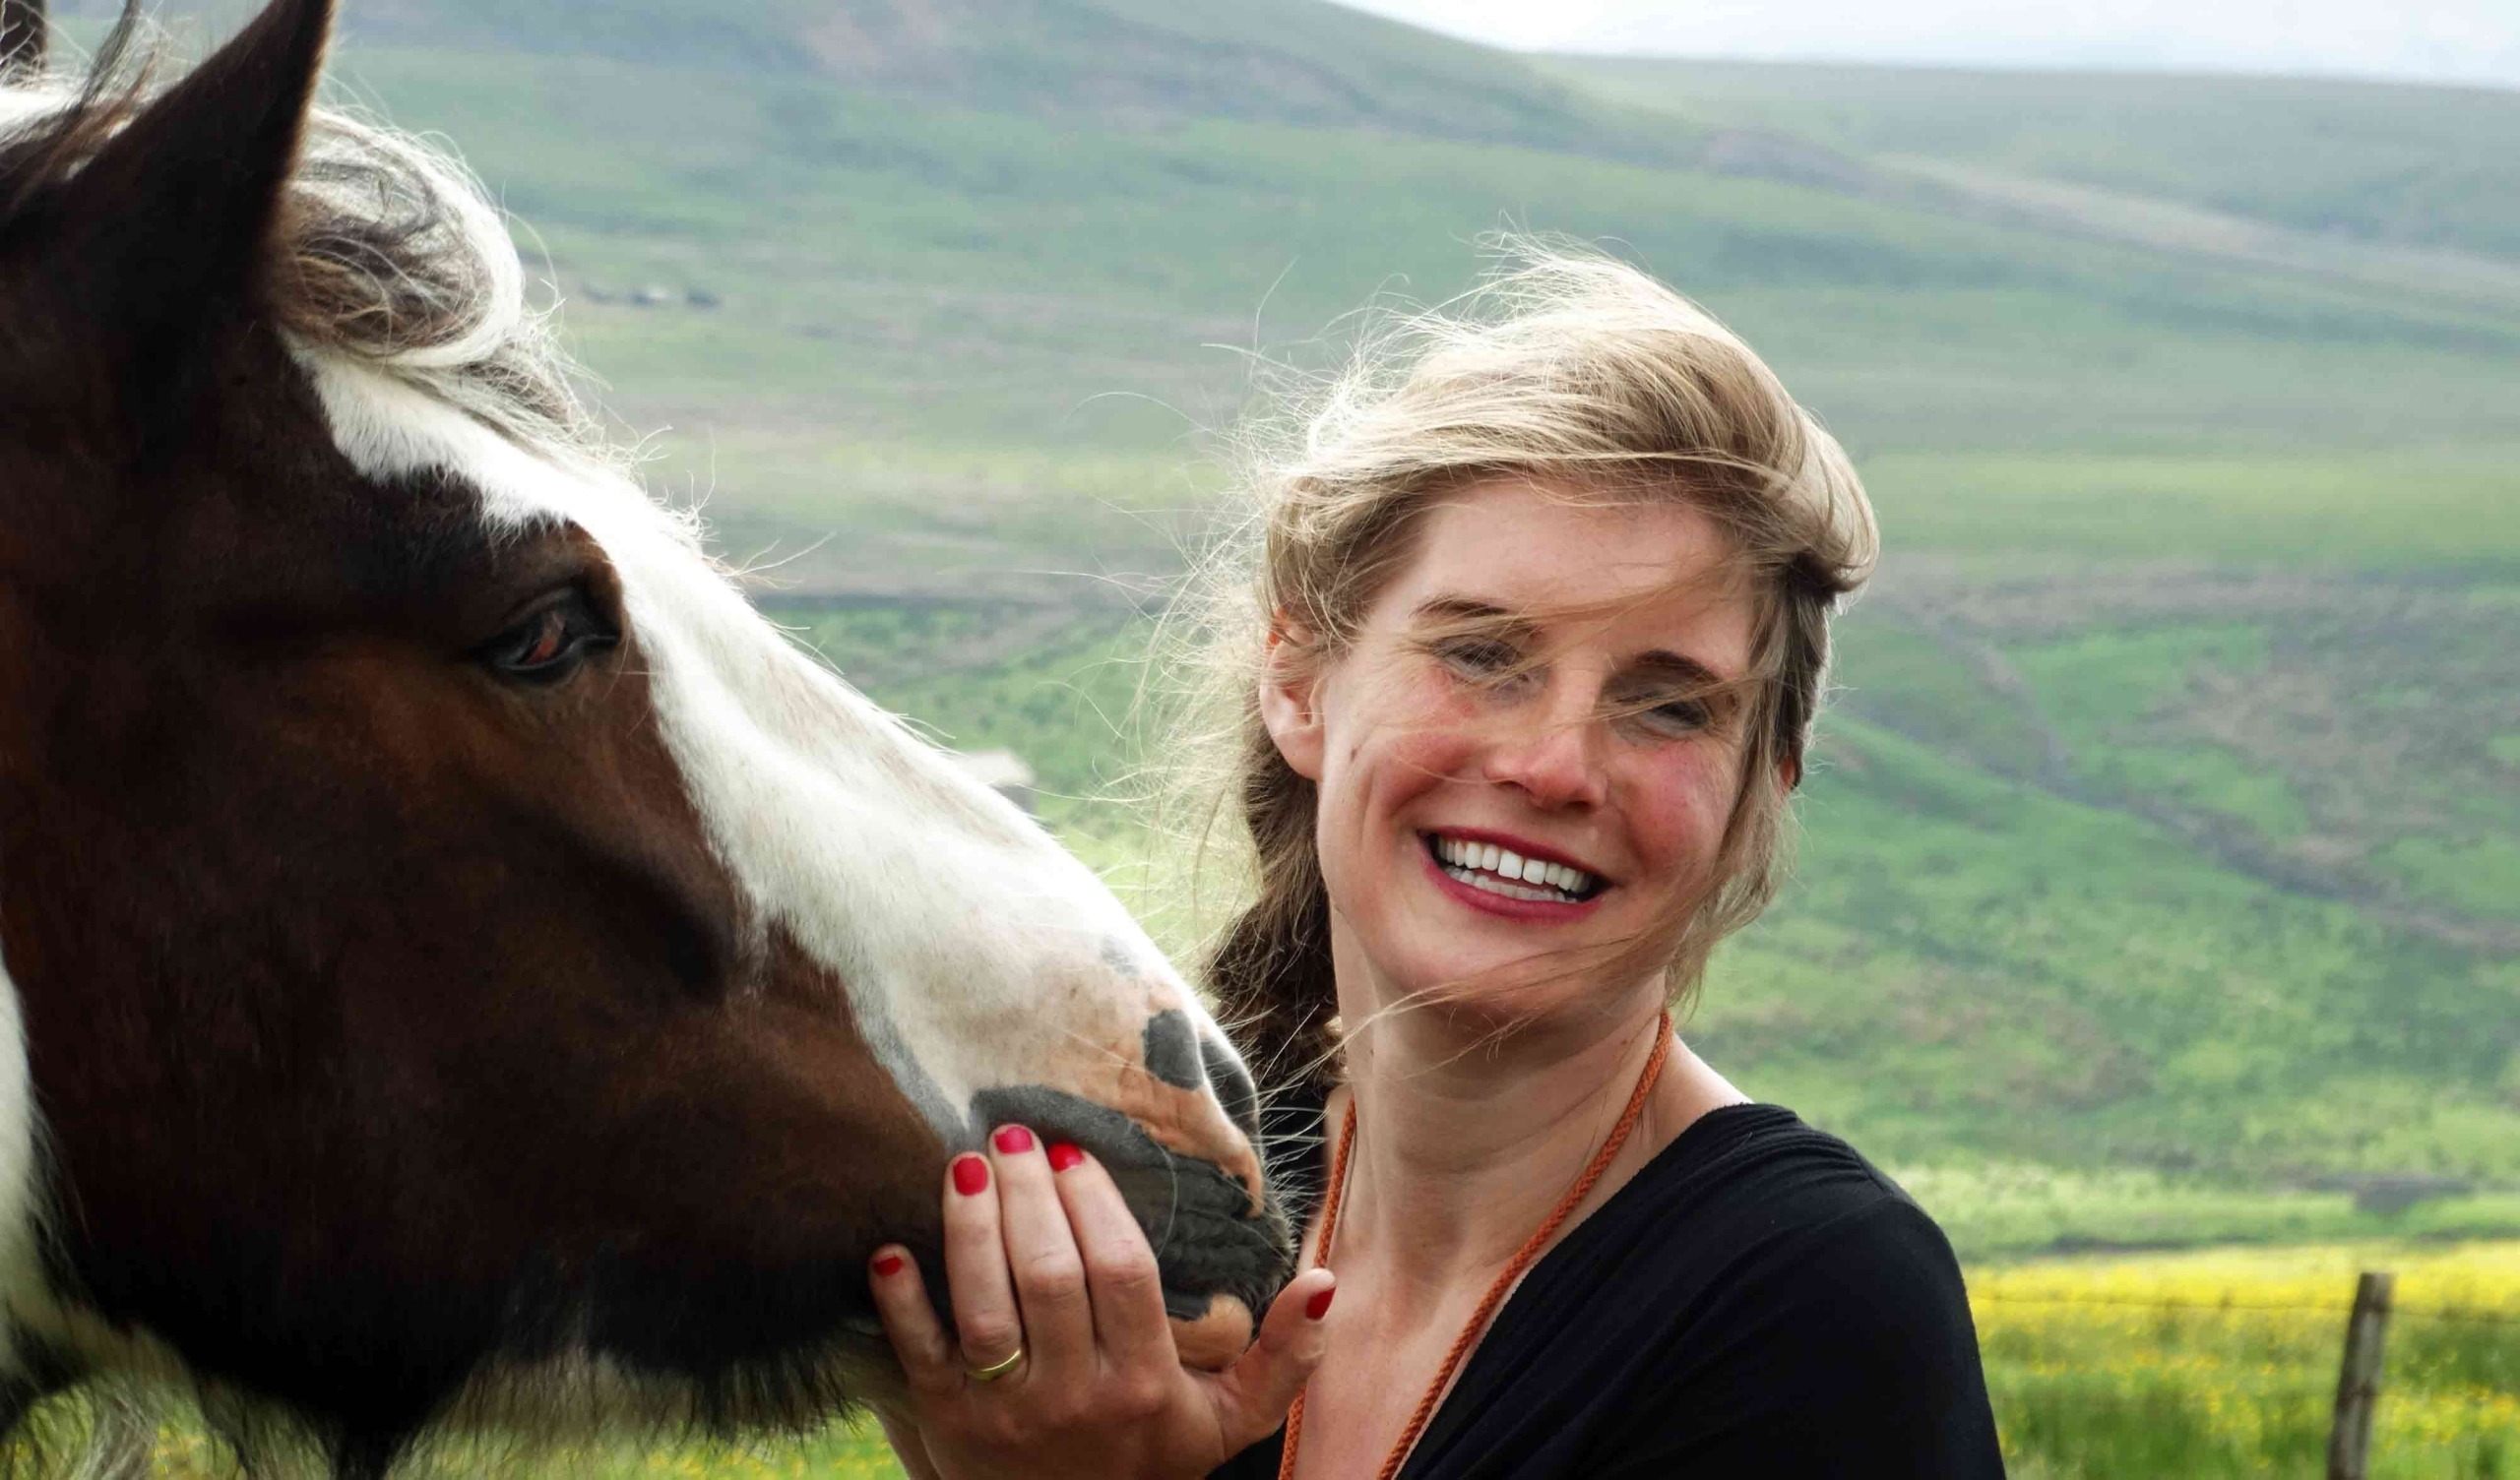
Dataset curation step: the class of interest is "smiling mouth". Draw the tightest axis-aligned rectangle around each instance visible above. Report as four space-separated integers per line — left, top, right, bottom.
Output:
1422 833 1606 905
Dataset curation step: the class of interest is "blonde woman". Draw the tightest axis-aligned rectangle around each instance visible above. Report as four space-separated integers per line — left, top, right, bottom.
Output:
867 248 2005 1478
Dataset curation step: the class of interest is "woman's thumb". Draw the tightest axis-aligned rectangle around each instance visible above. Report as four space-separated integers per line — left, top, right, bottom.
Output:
1207 1268 1338 1449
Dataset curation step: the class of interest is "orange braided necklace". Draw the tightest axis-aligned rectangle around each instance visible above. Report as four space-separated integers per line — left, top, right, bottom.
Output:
1276 1012 1673 1480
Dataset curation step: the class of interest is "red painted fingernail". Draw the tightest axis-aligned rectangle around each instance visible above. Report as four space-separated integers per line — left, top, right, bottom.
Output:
993 1125 1035 1155
1047 1141 1085 1172
872 1252 905 1277
1305 1287 1336 1321
952 1154 989 1196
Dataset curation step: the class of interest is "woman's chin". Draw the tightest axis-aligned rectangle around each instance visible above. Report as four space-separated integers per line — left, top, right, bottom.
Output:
1376 948 1621 1030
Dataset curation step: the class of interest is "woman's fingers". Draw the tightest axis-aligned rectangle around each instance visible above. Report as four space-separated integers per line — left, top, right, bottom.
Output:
987 1124 1098 1382
878 1141 1328 1478
1204 1266 1338 1451
868 1246 959 1397
940 1149 1027 1380
1049 1143 1173 1364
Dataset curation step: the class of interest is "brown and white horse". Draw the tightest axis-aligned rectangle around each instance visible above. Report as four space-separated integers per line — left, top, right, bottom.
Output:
0 0 1286 1472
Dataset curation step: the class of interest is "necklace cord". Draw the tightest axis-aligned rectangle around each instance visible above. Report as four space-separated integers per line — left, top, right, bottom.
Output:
1275 1011 1674 1480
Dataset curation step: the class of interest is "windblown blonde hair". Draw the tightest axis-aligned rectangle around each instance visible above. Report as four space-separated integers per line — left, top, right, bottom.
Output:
1158 242 1878 1102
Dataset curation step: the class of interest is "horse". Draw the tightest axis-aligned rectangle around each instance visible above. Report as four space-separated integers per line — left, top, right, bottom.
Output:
0 0 1290 1472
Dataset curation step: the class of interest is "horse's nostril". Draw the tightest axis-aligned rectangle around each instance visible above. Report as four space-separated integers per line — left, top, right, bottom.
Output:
1141 1009 1205 1091
1142 1010 1261 1142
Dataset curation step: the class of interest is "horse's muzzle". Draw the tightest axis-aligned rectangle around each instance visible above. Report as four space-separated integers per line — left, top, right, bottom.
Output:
968 1084 1294 1369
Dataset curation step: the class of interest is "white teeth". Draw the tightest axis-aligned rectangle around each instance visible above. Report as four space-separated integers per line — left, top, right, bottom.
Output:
1442 866 1562 903
1430 834 1597 901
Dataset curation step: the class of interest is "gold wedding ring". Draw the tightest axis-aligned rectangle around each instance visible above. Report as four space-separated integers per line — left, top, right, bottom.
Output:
965 1345 1026 1383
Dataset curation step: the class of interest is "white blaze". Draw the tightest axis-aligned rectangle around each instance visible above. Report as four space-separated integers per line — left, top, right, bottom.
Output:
296 350 1215 1137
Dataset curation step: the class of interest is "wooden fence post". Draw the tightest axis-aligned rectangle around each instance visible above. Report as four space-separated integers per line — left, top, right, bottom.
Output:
2326 1270 2394 1480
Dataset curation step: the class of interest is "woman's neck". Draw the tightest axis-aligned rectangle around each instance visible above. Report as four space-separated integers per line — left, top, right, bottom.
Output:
1326 968 1745 1305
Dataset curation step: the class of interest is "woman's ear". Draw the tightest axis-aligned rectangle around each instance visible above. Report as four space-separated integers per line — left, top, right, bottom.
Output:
1258 619 1327 782
1777 749 1802 793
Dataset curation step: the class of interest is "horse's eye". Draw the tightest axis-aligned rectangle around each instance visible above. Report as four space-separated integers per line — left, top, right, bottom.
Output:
480 589 618 685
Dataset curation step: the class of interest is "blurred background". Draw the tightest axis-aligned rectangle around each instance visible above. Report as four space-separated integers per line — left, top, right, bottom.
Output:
65 0 2520 1473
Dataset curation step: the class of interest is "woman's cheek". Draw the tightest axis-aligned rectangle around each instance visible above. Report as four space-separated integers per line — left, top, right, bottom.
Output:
1345 670 1485 799
1623 745 1738 883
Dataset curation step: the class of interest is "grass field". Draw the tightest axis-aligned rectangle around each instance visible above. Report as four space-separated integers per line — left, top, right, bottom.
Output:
109 1241 2518 1477
1978 1241 2520 1479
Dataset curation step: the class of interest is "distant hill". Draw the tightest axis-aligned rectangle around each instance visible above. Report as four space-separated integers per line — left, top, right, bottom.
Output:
69 0 1703 160
1542 56 2520 266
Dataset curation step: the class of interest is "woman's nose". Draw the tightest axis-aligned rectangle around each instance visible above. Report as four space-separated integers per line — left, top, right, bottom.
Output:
1480 701 1609 809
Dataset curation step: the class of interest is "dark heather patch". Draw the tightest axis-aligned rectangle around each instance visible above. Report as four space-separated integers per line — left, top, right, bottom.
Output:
969 1085 1292 1322
1202 1035 1261 1142
1142 1008 1205 1091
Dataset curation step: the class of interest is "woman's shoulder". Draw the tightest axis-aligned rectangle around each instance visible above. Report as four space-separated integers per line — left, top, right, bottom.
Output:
1407 1107 2002 1477
1601 1101 1931 1243
1528 1102 1976 1344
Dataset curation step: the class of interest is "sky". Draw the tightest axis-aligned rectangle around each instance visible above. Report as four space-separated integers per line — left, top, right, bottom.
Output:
1335 0 2520 91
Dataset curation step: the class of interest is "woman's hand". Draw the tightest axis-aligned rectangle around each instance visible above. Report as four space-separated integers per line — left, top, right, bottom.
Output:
869 1125 1335 1480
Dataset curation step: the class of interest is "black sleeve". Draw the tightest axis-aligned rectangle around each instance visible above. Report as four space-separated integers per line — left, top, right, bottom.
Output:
1589 1196 2006 1478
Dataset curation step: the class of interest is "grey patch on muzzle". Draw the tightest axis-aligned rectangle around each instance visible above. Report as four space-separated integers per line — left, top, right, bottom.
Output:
1142 1009 1205 1091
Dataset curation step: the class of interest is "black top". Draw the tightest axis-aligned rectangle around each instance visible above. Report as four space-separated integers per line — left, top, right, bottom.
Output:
1212 1104 2005 1478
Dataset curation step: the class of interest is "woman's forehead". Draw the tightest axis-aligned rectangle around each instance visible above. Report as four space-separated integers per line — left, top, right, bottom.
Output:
1385 479 1754 665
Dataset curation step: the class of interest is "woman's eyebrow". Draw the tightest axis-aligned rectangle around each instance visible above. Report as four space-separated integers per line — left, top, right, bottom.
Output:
1413 597 1739 684
1409 595 1534 634
1621 650 1737 691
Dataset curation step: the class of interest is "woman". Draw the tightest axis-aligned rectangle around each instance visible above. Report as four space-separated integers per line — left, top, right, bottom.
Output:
866 248 2006 1478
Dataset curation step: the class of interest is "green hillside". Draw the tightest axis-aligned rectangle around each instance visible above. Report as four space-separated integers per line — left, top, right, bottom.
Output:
1540 56 2520 264
312 41 2520 591
84 0 1701 157
73 1 2518 1216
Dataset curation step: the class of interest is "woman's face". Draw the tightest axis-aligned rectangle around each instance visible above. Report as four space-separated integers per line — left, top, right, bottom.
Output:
1263 477 1768 1028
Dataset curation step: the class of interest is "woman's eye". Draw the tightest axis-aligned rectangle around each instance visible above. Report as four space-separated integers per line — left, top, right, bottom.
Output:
1612 689 1714 737
481 589 618 685
1645 698 1713 733
1434 637 1522 679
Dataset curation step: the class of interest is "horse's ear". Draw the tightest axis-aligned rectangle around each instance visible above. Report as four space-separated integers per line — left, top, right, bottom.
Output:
45 0 331 379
